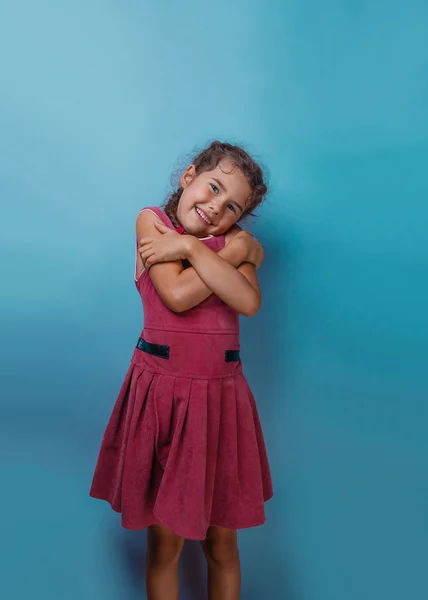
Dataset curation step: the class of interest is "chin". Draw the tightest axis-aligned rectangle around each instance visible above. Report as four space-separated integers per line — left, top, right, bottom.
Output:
189 225 209 237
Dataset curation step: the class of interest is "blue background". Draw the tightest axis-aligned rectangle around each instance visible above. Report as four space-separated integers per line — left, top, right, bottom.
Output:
1 1 427 598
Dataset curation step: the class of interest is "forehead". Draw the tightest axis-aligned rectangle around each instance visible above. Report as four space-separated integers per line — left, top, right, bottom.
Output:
204 160 252 203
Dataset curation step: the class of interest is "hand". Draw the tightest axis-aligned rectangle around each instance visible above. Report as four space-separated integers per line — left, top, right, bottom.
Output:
139 221 190 268
230 230 264 269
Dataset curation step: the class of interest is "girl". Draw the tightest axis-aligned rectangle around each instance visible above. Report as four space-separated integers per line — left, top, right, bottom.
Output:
90 141 273 600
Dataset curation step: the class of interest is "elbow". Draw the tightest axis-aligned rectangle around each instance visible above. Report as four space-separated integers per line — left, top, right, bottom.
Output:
240 295 261 318
170 303 188 314
162 287 188 313
241 306 260 318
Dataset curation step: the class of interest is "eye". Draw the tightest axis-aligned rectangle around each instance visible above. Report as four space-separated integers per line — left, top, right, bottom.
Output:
210 183 219 194
228 204 236 213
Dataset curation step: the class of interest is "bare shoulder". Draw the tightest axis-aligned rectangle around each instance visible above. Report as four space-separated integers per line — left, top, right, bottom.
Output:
136 208 163 239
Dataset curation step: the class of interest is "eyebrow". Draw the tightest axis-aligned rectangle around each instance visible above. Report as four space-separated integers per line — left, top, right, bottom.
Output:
212 178 244 213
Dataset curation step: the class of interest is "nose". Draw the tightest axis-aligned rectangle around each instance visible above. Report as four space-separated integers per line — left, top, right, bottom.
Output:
208 199 220 215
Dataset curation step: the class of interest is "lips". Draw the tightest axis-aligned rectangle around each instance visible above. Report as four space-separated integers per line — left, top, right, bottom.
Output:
195 207 213 226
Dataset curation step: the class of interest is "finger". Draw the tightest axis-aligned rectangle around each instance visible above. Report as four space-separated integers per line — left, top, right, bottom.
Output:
153 220 170 233
139 245 153 257
138 237 153 247
140 248 155 261
236 230 253 239
231 232 252 244
140 252 154 266
145 254 159 267
142 255 156 269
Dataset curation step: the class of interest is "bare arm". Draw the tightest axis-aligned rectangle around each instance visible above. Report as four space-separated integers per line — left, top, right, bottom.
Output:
156 240 257 312
136 211 262 316
183 236 261 316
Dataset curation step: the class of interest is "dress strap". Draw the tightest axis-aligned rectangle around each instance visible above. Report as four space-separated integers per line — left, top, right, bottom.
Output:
137 206 175 229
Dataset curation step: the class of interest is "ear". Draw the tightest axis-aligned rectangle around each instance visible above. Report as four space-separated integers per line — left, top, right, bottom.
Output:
180 164 196 188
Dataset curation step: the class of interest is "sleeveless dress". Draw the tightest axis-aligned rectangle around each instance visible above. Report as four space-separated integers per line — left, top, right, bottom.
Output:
90 207 273 540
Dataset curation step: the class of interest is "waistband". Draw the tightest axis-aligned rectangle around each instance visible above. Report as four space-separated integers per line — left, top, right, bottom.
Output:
131 329 242 379
136 337 240 363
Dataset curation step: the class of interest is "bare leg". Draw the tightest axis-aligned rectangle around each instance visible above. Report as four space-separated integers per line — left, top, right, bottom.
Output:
146 524 185 600
201 526 241 600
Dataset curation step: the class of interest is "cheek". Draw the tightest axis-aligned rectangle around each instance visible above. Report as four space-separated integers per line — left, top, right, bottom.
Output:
216 213 239 233
191 182 212 202
177 193 192 217
181 186 207 211
224 209 240 224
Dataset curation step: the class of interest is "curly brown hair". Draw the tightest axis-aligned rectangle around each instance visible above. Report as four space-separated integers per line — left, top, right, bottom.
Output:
164 141 268 226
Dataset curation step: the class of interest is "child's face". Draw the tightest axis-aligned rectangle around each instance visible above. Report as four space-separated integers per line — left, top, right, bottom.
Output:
176 160 252 236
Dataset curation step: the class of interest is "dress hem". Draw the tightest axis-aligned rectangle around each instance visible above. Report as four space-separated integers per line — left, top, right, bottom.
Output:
89 491 272 541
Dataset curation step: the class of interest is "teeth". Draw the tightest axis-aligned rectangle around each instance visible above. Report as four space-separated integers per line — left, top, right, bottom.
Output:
196 207 212 225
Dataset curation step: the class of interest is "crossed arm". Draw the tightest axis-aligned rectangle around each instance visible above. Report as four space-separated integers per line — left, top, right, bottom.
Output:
136 210 262 316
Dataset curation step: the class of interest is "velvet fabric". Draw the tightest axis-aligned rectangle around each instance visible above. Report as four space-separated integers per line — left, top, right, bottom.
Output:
90 207 273 540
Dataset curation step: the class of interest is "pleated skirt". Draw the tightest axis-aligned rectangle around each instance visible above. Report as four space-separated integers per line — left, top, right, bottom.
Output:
90 328 273 540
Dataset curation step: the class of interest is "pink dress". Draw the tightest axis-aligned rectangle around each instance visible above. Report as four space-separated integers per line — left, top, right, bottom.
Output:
90 207 273 540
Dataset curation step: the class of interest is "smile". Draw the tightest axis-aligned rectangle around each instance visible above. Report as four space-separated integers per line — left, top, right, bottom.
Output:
195 207 212 225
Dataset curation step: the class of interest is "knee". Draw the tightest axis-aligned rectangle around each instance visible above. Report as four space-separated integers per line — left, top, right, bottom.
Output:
147 526 184 569
203 529 239 567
